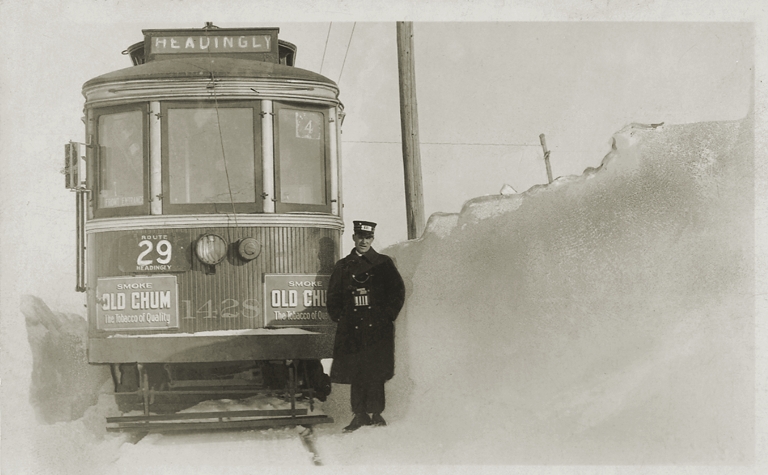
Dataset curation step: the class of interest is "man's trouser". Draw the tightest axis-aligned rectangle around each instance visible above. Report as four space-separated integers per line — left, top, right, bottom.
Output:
350 379 385 414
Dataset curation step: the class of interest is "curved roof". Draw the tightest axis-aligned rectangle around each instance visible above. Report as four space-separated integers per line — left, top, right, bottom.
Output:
83 57 337 89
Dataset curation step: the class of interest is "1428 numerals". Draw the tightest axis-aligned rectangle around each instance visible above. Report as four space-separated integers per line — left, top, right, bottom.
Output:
180 299 260 319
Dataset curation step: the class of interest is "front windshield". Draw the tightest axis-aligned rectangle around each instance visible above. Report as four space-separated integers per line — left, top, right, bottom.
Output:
168 107 256 205
98 110 144 208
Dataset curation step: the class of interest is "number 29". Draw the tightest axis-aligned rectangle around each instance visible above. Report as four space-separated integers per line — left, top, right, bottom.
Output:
137 239 172 266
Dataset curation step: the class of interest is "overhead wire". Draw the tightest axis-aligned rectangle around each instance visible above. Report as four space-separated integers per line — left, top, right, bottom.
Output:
345 140 540 147
319 22 332 75
337 23 356 85
344 140 596 152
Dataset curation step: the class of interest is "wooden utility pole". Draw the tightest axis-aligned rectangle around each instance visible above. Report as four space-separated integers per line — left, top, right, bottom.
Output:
539 133 554 184
396 22 425 239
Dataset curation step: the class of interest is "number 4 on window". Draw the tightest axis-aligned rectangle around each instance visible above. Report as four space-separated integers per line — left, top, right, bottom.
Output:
295 111 321 140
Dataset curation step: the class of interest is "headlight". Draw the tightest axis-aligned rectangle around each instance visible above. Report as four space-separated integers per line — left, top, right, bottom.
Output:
195 234 228 265
237 237 261 261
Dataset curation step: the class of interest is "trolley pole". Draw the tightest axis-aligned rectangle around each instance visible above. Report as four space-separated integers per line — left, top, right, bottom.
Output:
397 21 425 240
539 133 554 184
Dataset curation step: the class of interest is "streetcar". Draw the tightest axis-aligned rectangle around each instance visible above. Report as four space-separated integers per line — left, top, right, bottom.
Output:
64 24 342 432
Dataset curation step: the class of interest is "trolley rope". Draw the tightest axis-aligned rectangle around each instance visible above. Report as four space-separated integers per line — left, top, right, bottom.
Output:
202 27 240 232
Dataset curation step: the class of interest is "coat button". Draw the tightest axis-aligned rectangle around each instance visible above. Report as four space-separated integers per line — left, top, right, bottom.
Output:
355 326 359 329
369 324 372 327
353 308 357 312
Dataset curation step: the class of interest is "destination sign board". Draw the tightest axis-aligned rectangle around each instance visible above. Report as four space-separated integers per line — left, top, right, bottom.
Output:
143 28 279 63
149 34 273 54
118 232 191 273
263 274 332 327
96 275 179 331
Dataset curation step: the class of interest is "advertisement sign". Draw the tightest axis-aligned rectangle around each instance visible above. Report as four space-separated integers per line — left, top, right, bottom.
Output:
263 274 332 327
96 275 179 331
118 232 191 273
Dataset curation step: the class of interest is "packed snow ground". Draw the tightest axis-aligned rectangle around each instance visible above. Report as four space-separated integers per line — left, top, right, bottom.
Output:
3 117 756 473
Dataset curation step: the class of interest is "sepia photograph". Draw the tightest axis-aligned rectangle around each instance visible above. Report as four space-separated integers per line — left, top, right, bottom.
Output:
1 1 765 473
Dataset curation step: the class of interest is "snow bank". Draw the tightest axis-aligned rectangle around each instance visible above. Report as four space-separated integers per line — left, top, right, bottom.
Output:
379 118 754 464
22 295 111 423
4 117 755 471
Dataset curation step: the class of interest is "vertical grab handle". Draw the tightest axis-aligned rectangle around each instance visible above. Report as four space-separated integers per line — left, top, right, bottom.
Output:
75 189 87 292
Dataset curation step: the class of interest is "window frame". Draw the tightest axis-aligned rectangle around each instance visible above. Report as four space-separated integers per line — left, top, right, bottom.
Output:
160 100 263 215
273 102 333 214
92 103 150 219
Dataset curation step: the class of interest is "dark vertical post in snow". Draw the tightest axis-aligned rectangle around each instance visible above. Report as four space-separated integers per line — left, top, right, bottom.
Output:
397 21 425 240
539 133 554 184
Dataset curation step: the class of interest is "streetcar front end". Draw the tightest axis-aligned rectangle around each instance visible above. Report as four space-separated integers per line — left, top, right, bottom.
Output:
66 26 344 425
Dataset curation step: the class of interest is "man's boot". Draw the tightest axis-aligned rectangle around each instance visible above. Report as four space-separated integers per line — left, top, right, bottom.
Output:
343 413 372 432
371 413 387 426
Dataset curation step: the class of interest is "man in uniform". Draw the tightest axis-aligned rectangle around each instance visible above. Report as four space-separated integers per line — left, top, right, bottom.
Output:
327 221 406 432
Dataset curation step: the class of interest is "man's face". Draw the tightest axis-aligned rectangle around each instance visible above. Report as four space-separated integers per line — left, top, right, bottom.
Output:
353 233 374 254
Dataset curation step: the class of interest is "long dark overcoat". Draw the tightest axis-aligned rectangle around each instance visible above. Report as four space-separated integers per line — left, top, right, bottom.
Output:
327 247 405 384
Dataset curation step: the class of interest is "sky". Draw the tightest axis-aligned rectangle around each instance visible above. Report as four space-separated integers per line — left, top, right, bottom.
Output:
0 4 763 312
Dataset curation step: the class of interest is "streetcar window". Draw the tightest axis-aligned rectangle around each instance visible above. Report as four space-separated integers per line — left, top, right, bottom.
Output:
275 106 329 211
167 108 256 205
97 109 146 210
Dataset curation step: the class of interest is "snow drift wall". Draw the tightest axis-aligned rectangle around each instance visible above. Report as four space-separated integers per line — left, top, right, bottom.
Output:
384 117 754 464
22 295 111 423
4 118 754 470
